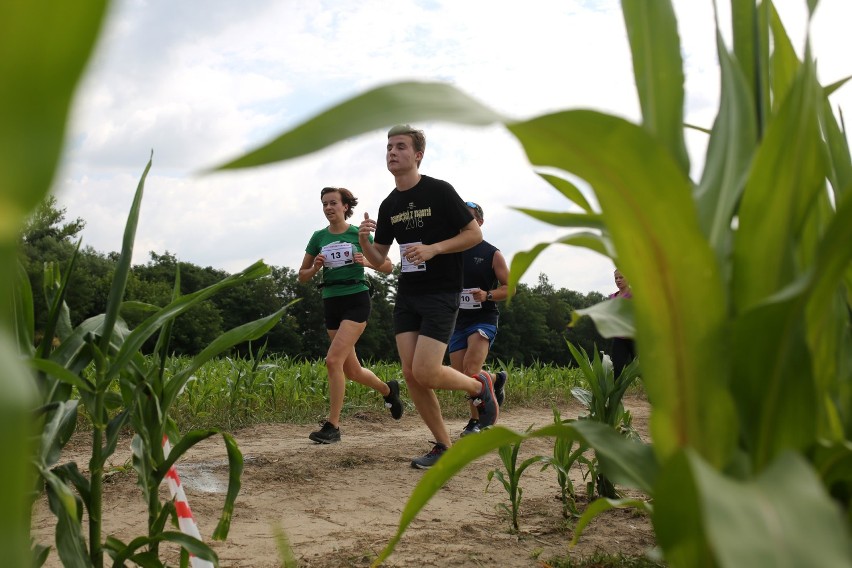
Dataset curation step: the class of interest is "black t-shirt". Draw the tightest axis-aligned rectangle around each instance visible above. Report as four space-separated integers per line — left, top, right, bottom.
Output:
456 240 500 328
375 175 473 295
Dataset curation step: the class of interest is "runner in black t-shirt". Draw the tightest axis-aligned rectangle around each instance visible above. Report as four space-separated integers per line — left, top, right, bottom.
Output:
359 124 499 469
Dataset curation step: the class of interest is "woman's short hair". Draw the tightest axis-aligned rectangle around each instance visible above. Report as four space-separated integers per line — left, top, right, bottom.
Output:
320 186 358 219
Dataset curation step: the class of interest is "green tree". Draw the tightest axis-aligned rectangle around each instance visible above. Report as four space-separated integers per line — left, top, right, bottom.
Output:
492 283 550 364
19 197 113 334
20 195 85 244
357 270 397 362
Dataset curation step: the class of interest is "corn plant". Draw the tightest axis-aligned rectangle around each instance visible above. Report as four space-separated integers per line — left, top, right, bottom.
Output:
567 342 641 498
18 156 290 567
568 342 641 441
486 426 542 532
211 1 852 565
538 407 589 519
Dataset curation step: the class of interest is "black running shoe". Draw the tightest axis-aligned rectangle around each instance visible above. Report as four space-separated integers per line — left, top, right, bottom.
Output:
411 442 448 469
383 379 404 420
470 372 498 428
494 371 508 407
309 421 340 444
460 418 480 438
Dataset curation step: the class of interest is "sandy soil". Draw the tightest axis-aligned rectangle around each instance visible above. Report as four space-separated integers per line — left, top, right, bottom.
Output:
32 396 655 567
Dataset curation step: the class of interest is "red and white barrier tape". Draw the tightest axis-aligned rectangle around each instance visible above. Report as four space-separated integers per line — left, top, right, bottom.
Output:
162 435 214 568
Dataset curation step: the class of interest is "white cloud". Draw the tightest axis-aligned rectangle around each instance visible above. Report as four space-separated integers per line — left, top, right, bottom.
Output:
53 0 852 297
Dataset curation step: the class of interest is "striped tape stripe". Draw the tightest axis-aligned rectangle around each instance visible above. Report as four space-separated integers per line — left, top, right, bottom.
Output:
163 436 214 568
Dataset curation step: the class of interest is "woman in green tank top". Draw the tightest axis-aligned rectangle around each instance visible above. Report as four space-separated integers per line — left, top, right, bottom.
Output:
298 187 403 444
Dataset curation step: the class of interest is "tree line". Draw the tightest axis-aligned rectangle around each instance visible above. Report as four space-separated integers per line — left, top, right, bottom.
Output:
20 197 608 365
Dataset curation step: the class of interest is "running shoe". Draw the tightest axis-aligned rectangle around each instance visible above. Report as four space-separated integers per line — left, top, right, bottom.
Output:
470 371 498 428
460 418 481 437
309 421 341 444
411 442 448 469
383 379 404 420
494 370 508 407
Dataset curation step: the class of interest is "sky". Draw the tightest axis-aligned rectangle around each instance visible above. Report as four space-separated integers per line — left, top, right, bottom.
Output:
52 0 852 295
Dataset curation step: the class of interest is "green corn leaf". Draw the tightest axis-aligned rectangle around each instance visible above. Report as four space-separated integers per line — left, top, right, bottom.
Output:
37 400 79 468
768 3 801 114
820 93 852 204
730 0 762 131
511 208 604 229
658 450 852 567
825 75 851 98
571 496 652 547
810 440 852 506
374 426 525 566
510 110 736 465
102 409 131 461
0 0 109 229
31 542 50 567
622 0 690 174
47 314 106 373
211 81 508 171
109 532 218 566
572 296 634 339
151 500 175 536
152 266 182 384
99 155 152 355
39 242 80 360
157 429 217 484
45 475 92 568
29 358 94 394
570 387 593 410
106 260 271 384
507 232 614 298
538 173 594 213
213 432 244 540
805 190 852 426
553 231 614 258
163 304 290 411
52 462 91 509
13 260 34 356
652 451 717 567
732 50 826 311
571 420 659 495
731 291 817 470
694 29 756 256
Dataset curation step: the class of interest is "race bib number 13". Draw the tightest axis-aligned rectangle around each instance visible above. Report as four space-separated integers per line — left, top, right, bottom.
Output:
321 242 354 268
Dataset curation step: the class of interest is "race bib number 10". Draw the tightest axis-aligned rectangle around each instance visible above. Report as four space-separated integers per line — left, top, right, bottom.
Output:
321 242 354 268
459 288 481 309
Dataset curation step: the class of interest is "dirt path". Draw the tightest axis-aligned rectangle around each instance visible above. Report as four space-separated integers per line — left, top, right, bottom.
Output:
32 396 655 567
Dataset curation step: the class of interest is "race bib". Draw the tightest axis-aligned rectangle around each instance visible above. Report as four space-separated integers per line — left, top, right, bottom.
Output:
321 242 354 268
459 288 481 309
400 242 426 273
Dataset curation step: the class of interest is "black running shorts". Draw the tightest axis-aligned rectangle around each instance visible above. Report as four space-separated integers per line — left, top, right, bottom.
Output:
393 291 460 344
323 290 371 330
